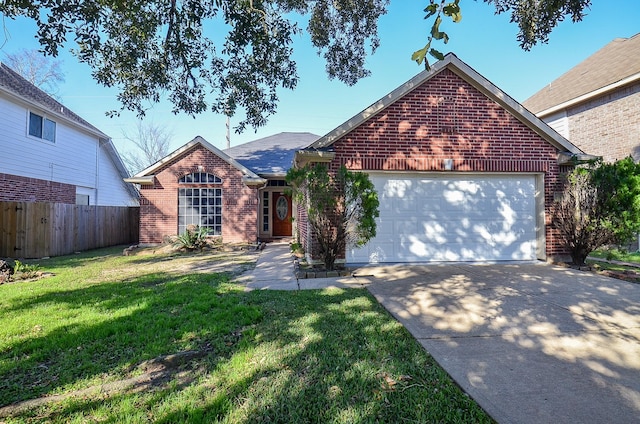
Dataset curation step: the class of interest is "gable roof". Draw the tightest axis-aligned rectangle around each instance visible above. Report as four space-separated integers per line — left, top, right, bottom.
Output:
523 33 640 116
0 62 108 138
224 132 319 177
307 53 583 156
126 135 266 186
0 62 137 198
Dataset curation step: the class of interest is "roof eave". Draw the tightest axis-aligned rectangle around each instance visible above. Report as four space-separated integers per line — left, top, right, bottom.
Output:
124 175 155 185
308 57 454 150
536 72 640 118
0 85 111 140
307 53 583 156
242 176 268 187
445 57 584 155
134 136 263 182
256 172 288 179
294 150 336 167
557 152 601 166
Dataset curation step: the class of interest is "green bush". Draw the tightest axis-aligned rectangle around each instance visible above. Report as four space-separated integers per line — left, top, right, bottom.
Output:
174 224 211 251
11 260 41 280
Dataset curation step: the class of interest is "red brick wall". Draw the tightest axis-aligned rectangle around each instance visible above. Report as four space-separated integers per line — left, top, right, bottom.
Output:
0 172 76 203
566 81 640 163
138 145 259 244
319 69 567 260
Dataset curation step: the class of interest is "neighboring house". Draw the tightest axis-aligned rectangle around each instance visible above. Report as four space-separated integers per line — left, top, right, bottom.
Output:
125 133 316 244
0 62 138 206
523 33 640 163
295 53 589 264
127 54 588 264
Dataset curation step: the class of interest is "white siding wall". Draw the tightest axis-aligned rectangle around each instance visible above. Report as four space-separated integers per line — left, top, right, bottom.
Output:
97 143 138 206
542 111 570 139
0 94 137 206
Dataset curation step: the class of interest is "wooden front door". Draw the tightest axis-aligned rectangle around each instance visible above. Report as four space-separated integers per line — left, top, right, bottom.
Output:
272 193 292 237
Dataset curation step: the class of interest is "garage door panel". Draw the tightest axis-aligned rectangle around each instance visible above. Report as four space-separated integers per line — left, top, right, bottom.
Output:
348 174 538 263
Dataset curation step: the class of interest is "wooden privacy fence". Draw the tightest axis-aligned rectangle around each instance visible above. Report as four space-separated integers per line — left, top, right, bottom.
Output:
0 202 139 259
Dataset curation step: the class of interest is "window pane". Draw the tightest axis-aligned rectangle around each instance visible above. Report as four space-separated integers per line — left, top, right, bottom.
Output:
29 113 43 138
179 172 222 184
177 183 222 235
43 118 56 142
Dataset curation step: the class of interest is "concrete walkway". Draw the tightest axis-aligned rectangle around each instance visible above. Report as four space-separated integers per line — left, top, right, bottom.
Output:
234 242 373 290
236 244 640 423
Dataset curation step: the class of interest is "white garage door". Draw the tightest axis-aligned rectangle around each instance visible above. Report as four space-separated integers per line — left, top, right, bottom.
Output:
348 173 538 263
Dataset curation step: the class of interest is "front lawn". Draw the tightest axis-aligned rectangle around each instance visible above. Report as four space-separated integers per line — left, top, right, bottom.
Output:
0 247 492 423
589 248 640 265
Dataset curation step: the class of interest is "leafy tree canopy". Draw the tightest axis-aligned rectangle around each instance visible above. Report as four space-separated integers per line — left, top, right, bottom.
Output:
414 0 591 68
0 0 387 131
1 0 592 130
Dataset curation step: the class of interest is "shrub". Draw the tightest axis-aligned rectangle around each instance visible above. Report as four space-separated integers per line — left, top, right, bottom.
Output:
286 164 379 270
552 157 640 265
174 224 211 251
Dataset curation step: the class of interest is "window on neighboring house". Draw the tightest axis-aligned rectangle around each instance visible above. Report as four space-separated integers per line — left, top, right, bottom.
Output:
178 172 223 235
28 112 56 142
76 194 90 205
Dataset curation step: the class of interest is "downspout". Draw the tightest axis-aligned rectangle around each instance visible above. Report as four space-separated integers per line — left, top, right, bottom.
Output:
95 139 101 248
95 139 103 206
256 186 261 245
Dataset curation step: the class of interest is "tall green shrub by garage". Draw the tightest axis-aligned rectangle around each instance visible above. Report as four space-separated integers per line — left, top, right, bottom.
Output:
287 164 379 270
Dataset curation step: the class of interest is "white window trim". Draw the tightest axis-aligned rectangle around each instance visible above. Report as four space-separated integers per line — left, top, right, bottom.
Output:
27 110 57 143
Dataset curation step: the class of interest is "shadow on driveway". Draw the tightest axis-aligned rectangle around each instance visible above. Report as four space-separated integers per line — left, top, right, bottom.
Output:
365 262 640 424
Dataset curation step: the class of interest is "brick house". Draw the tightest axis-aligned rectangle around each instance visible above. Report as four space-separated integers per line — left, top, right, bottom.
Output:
523 33 640 163
127 54 587 263
295 54 588 264
126 133 317 244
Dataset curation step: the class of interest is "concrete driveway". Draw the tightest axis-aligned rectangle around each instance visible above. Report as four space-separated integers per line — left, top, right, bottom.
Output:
364 262 640 424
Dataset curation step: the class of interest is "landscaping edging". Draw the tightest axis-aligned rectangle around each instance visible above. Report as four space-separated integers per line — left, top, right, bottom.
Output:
295 270 352 279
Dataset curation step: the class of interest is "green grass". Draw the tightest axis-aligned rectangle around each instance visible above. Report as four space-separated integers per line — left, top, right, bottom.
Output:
589 248 640 264
0 247 493 423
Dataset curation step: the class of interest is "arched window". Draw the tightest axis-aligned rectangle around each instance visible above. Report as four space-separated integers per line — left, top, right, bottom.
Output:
179 172 222 184
178 172 223 235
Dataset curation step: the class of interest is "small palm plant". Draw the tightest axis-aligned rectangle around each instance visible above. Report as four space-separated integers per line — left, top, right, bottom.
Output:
174 224 211 251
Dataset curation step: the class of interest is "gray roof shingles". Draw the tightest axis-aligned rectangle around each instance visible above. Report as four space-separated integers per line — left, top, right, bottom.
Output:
0 62 136 196
224 132 319 177
0 62 106 136
523 33 640 114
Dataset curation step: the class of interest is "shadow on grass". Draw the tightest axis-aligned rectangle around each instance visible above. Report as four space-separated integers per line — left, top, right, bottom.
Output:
0 271 261 407
2 282 491 423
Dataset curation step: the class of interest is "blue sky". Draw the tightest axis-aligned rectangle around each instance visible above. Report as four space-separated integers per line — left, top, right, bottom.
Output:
1 1 639 156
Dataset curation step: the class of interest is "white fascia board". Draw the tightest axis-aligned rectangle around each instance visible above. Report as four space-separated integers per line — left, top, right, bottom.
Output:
124 175 155 185
309 57 453 150
308 53 583 155
446 57 583 155
134 135 263 181
0 85 111 140
536 72 640 118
